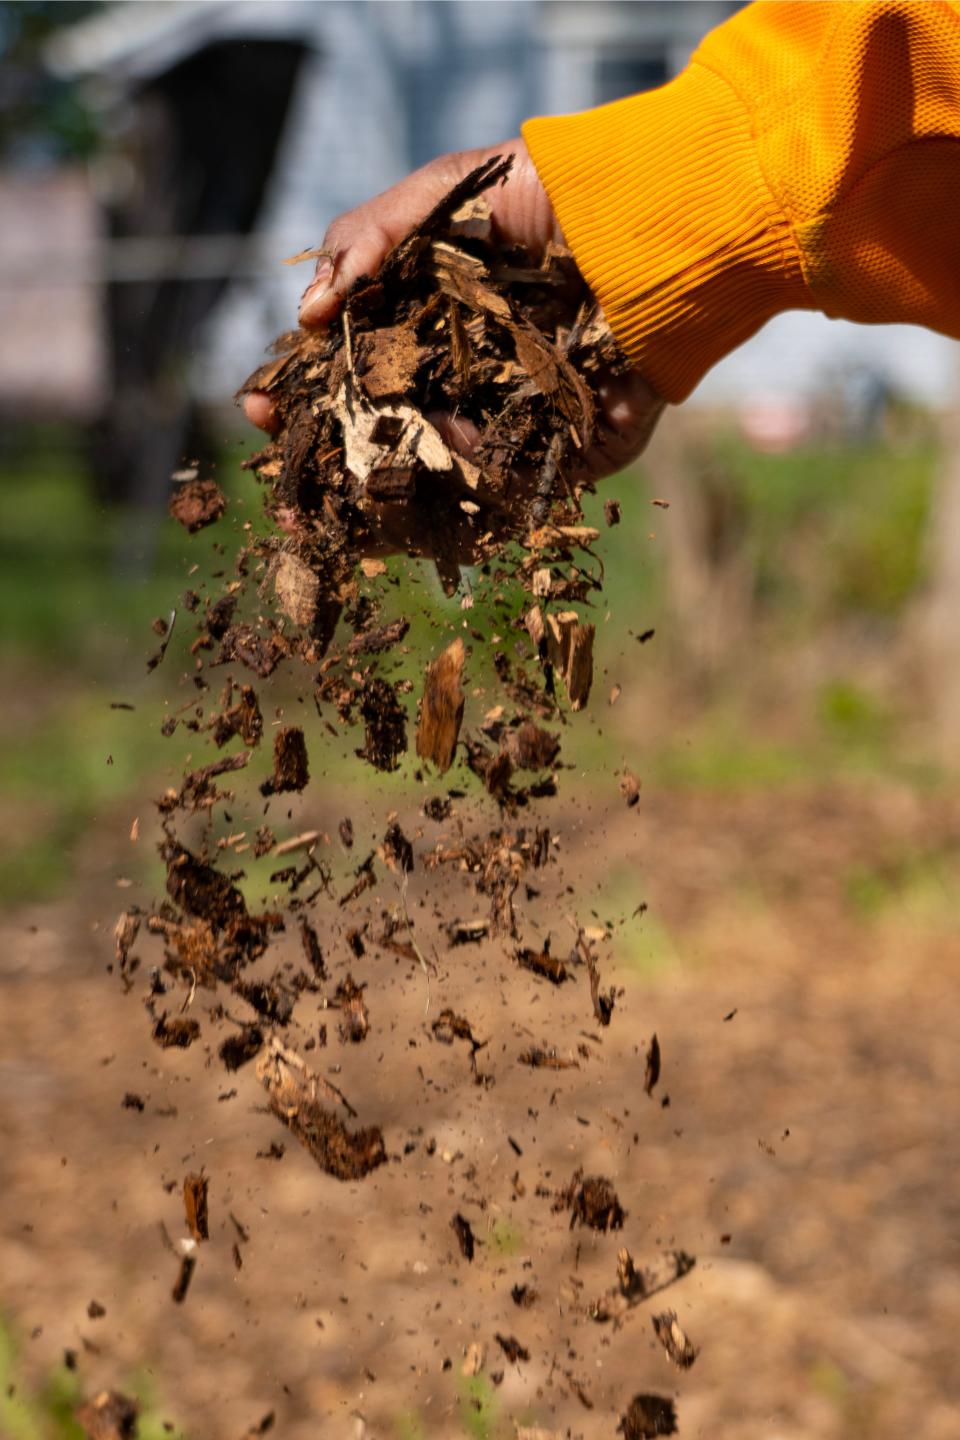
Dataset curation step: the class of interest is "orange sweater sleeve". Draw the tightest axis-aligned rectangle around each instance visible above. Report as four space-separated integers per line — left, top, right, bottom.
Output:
522 1 960 402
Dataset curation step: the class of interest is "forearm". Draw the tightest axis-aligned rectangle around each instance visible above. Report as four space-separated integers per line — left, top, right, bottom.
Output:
524 1 960 402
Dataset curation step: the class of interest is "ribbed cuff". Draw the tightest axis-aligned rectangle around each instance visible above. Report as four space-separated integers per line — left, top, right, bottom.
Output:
523 63 812 402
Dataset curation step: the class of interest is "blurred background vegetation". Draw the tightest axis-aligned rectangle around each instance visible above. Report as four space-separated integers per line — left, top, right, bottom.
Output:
0 405 951 910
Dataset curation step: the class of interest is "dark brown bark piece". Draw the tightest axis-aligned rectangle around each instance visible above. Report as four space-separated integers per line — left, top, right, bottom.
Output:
644 1034 661 1096
183 1172 209 1242
163 843 247 927
218 1026 264 1071
261 726 309 795
516 946 568 985
212 685 263 748
299 918 327 980
357 678 407 771
334 973 369 1042
556 1169 625 1232
171 1254 196 1304
152 1015 201 1049
619 1395 678 1439
495 1334 530 1364
381 821 414 873
500 721 560 771
169 478 226 533
416 637 465 772
451 1212 475 1261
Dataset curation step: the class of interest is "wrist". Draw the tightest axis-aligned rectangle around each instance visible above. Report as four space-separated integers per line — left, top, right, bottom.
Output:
523 63 812 402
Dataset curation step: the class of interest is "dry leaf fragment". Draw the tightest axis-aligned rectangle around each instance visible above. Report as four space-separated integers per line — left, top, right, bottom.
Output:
274 552 321 628
282 243 332 266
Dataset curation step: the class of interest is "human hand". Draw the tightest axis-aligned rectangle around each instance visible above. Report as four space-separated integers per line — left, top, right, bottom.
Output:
243 138 663 484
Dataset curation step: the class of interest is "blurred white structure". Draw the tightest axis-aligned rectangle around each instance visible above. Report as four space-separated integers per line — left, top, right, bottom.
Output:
22 0 960 419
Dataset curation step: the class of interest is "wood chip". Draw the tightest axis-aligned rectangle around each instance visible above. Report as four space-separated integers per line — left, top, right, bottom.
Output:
416 637 465 772
255 1039 385 1181
183 1172 209 1242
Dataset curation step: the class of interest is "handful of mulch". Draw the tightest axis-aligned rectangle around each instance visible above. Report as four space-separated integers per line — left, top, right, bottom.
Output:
237 154 625 609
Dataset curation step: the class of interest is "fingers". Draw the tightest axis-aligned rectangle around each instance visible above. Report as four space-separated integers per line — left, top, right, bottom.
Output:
427 410 481 460
243 390 279 434
298 140 556 329
582 371 665 482
300 155 478 328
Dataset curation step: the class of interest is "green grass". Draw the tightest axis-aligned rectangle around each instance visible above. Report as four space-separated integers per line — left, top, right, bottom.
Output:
0 422 948 910
700 428 938 621
0 1318 184 1440
458 1374 498 1440
485 1216 525 1258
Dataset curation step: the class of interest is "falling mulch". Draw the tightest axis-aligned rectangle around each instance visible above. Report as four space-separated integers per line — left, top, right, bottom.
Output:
111 154 693 1433
555 1169 626 1232
652 1311 698 1370
183 1172 209 1243
619 1393 679 1439
75 1390 139 1440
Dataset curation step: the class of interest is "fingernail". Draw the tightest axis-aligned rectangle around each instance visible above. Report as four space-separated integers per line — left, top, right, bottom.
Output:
302 255 333 302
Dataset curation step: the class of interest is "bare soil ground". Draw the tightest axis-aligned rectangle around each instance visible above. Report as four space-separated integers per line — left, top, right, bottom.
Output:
3 780 960 1439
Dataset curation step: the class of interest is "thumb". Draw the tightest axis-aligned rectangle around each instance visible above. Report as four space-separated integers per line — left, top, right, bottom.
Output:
299 148 504 328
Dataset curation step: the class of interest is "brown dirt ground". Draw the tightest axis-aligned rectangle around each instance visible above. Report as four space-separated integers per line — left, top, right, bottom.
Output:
3 780 960 1440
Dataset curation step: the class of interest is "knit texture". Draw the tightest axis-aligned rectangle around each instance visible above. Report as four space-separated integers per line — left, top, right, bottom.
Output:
523 1 960 402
